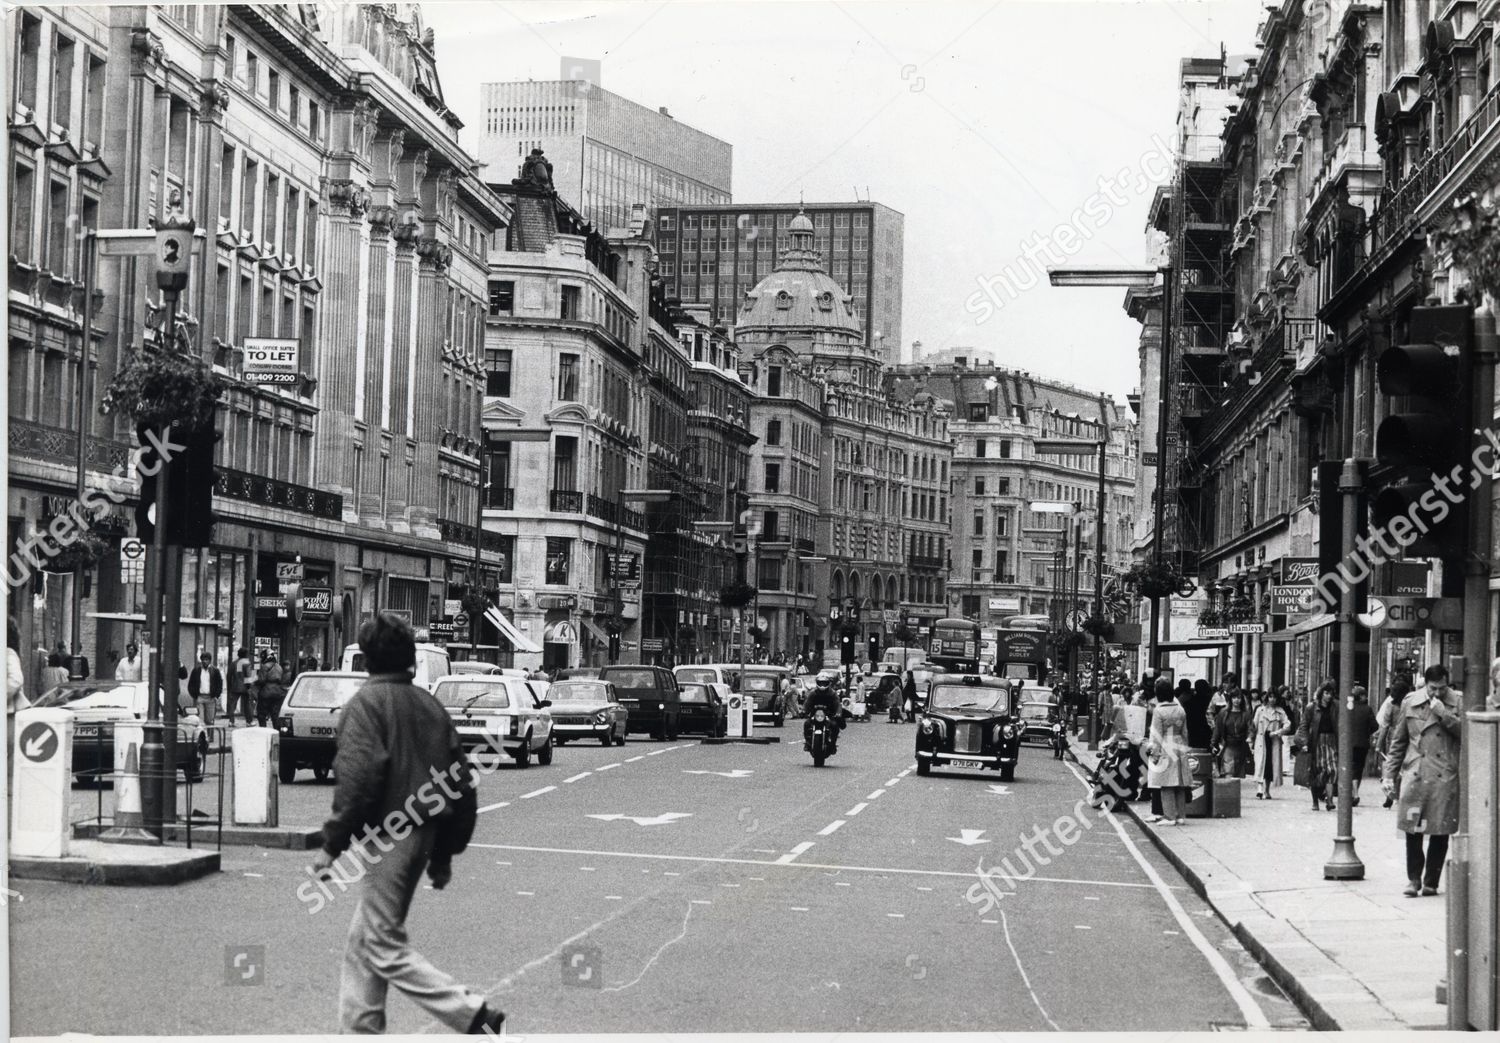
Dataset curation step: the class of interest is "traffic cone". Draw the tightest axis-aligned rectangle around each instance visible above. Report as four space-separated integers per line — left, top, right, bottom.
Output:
99 741 159 845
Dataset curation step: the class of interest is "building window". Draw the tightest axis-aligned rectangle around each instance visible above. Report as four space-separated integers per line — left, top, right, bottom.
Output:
558 353 579 400
975 439 987 458
762 510 780 540
496 534 516 583
267 68 280 111
11 163 34 264
246 51 259 92
998 477 1010 495
766 419 782 446
240 156 257 233
307 100 321 142
560 284 581 320
488 280 514 315
17 13 42 110
767 366 782 397
974 476 986 495
968 402 988 421
1000 439 1012 458
765 462 780 493
46 180 70 275
973 511 985 537
545 537 571 585
553 435 578 491
52 34 75 130
997 513 1009 537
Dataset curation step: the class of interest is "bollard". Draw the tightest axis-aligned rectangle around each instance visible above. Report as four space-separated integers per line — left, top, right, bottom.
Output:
10 708 74 858
231 727 280 827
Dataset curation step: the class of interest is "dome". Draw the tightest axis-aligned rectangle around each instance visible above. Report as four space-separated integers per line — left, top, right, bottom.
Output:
788 211 814 234
736 208 863 339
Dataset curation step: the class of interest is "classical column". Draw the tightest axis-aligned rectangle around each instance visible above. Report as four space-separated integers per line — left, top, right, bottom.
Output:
407 237 449 539
385 216 418 533
360 204 395 526
313 178 370 510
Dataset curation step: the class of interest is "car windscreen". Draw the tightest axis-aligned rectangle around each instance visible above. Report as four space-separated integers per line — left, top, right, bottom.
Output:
549 682 608 703
741 676 777 692
1018 702 1053 720
431 681 511 709
287 677 364 708
678 683 710 704
602 669 657 689
675 668 716 685
928 684 1007 713
41 684 141 711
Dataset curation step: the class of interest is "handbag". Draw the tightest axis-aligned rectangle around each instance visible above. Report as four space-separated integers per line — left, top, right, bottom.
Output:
1293 748 1311 788
431 774 478 862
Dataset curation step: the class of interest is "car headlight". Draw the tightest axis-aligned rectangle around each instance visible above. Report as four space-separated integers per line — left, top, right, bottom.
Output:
594 711 609 724
1002 725 1017 739
920 718 938 735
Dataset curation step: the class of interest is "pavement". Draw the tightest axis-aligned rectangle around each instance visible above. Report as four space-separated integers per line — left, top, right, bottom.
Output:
1071 740 1448 1030
11 722 1309 1034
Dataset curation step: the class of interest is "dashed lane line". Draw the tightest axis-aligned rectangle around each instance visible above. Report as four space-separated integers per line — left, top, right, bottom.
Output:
598 763 622 772
884 778 902 787
817 820 847 837
886 912 905 918
866 789 886 799
776 841 816 864
478 801 511 814
520 786 555 799
564 773 592 783
626 756 644 762
845 802 869 817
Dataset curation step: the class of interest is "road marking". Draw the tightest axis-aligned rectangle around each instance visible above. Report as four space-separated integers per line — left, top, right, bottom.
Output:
884 778 902 787
1063 760 1270 1029
791 906 809 912
947 828 990 846
478 801 511 813
520 786 555 799
683 769 754 778
835 881 851 887
598 763 622 771
775 841 816 864
749 876 764 881
564 772 591 783
579 867 596 872
604 895 623 901
986 784 1012 795
242 872 263 878
1084 896 1100 901
866 789 886 799
469 842 1180 888
1074 925 1092 930
1000 908 1059 1031
845 802 869 817
752 849 777 854
886 912 905 918
516 891 535 896
626 756 644 762
981 918 998 924
897 767 913 777
646 750 666 756
721 882 741 888
587 812 693 826
690 899 712 905
494 861 511 866
1164 930 1180 936
916 886 933 892
818 820 847 836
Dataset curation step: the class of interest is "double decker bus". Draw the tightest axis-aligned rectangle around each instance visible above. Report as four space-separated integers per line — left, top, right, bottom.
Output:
929 618 983 674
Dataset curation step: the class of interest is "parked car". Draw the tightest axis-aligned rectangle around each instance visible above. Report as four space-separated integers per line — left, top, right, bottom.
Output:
915 672 1022 781
598 665 682 739
676 682 728 737
739 666 790 727
448 660 502 676
554 667 603 681
36 681 208 786
430 675 554 767
547 679 628 746
674 664 740 690
275 671 367 783
339 641 451 691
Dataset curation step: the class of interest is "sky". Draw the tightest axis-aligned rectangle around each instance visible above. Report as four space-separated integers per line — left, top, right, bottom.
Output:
419 0 1268 403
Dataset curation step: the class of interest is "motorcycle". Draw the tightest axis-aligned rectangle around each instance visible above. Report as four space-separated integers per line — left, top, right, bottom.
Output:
808 708 837 767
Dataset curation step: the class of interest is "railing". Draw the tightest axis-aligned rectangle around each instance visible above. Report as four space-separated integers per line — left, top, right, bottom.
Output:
586 493 618 524
1258 316 1318 370
437 517 509 553
908 553 944 570
795 537 816 554
620 506 646 531
217 466 343 521
10 417 135 473
483 486 514 510
549 489 584 514
1372 79 1500 262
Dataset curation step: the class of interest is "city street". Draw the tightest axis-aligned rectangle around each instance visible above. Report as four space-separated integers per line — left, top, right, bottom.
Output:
12 725 1306 1035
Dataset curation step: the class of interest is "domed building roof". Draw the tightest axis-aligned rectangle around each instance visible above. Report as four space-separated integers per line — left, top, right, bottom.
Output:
737 209 864 340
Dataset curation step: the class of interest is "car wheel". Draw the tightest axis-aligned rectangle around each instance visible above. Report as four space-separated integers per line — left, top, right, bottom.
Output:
599 732 612 747
538 738 554 766
278 759 296 784
775 714 785 728
999 765 1015 782
313 766 331 783
514 737 531 768
916 758 932 776
614 727 628 746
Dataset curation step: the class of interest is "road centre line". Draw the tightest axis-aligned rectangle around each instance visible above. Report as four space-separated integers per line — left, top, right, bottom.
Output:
884 778 902 787
519 786 555 799
818 820 847 836
626 756 644 762
469 842 1181 888
478 801 510 814
647 750 666 756
866 789 886 799
776 841 817 864
845 802 869 816
598 763 621 771
1062 760 1270 1028
564 772 591 783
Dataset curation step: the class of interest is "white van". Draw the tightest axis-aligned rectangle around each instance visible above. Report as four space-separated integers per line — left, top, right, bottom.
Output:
674 663 741 690
339 642 452 692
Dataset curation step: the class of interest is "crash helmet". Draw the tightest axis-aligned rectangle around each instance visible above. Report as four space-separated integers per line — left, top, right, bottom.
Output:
815 670 836 688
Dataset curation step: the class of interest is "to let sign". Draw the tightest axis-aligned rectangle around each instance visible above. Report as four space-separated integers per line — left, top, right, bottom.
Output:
244 338 300 386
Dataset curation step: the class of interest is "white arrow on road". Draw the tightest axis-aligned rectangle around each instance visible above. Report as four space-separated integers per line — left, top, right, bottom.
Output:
587 813 694 827
682 769 754 778
985 785 1012 795
946 829 991 846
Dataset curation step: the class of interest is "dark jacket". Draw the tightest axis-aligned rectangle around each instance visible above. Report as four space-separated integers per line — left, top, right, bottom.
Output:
902 676 918 704
188 665 223 699
322 673 472 858
805 685 842 720
1183 686 1215 749
1348 701 1378 750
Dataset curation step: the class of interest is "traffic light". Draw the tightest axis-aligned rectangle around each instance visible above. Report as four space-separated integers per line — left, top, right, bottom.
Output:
134 423 164 542
1372 303 1473 595
839 630 856 665
133 423 218 546
866 635 880 663
1316 459 1367 614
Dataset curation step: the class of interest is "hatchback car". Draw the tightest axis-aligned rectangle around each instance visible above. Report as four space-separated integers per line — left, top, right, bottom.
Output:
274 671 367 783
1016 699 1059 747
547 679 628 746
339 641 451 691
36 681 208 786
676 682 728 737
430 675 554 767
598 665 682 739
914 673 1022 781
448 660 502 676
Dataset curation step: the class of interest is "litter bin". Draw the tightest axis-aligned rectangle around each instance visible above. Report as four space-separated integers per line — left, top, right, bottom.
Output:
1212 777 1242 818
1186 747 1214 818
232 727 279 827
11 708 73 858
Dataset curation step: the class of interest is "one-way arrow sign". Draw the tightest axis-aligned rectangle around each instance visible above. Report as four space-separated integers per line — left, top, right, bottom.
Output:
946 829 990 846
682 769 754 778
586 813 693 827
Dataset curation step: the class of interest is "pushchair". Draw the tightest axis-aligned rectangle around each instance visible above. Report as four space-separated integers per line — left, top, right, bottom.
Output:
1088 737 1142 809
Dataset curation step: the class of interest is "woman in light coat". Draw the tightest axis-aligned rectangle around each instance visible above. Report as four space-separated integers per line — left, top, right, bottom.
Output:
1251 690 1292 799
1383 665 1462 897
1146 685 1194 824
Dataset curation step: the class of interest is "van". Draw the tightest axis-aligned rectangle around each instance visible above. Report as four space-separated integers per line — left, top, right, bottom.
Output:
339 642 452 692
673 663 740 690
598 664 681 739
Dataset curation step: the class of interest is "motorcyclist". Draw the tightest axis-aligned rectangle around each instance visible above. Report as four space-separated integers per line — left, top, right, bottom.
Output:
803 671 844 751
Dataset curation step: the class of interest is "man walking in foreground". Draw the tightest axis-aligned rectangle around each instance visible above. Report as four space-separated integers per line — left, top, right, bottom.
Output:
311 612 504 1034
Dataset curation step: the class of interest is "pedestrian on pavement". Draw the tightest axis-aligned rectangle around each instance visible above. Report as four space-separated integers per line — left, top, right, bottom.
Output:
115 642 144 682
1348 685 1378 804
1146 678 1193 825
1490 656 1500 711
41 652 69 693
1251 690 1292 799
188 651 224 726
310 612 502 1034
1383 664 1462 897
1212 691 1253 779
901 670 918 722
254 652 285 727
228 647 253 726
1295 683 1339 811
1183 677 1214 750
8 618 31 792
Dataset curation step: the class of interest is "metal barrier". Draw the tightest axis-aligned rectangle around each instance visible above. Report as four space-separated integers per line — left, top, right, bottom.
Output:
72 720 232 850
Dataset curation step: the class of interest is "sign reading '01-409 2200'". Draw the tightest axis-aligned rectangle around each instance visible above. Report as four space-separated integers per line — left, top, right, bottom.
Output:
243 338 300 385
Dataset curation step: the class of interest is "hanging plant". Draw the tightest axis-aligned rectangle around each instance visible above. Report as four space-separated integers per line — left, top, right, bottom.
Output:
1438 194 1500 301
460 591 490 619
1120 560 1187 600
718 581 757 609
1198 608 1222 628
1081 614 1115 640
39 529 111 574
100 348 223 433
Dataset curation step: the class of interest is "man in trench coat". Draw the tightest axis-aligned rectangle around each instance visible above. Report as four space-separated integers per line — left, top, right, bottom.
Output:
1382 664 1462 897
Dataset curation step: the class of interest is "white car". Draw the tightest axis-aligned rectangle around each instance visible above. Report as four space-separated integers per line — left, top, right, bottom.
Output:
339 641 452 691
448 660 502 676
430 675 554 767
35 681 209 786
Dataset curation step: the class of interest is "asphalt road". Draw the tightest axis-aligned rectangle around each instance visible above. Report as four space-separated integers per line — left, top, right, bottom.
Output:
12 721 1308 1034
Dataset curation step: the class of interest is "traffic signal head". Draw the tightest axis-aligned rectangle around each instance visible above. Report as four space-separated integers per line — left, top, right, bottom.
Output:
839 631 856 665
134 423 218 546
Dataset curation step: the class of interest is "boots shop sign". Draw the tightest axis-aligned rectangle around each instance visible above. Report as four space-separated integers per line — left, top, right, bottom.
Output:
1277 558 1320 585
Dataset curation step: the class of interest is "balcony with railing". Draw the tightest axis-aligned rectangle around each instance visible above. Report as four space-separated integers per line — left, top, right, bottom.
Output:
908 553 944 570
483 486 515 510
549 489 583 514
586 493 618 524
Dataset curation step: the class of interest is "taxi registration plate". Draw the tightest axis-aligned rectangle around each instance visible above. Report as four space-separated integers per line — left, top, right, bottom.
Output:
949 758 983 770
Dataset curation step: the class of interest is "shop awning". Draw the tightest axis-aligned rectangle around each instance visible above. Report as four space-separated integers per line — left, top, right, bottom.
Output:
1263 613 1336 643
90 611 226 628
1156 639 1234 652
581 618 610 644
484 607 541 653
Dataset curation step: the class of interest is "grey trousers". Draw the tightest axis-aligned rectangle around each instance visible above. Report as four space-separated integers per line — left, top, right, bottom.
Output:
338 825 485 1033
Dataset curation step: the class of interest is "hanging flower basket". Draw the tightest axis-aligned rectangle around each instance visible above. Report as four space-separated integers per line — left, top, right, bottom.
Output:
718 581 757 609
100 348 223 433
1081 614 1115 640
1197 608 1222 628
1439 194 1500 301
1120 560 1187 600
460 591 490 619
39 530 111 573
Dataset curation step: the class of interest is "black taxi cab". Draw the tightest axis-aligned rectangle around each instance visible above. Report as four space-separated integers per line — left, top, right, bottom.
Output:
914 672 1022 781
